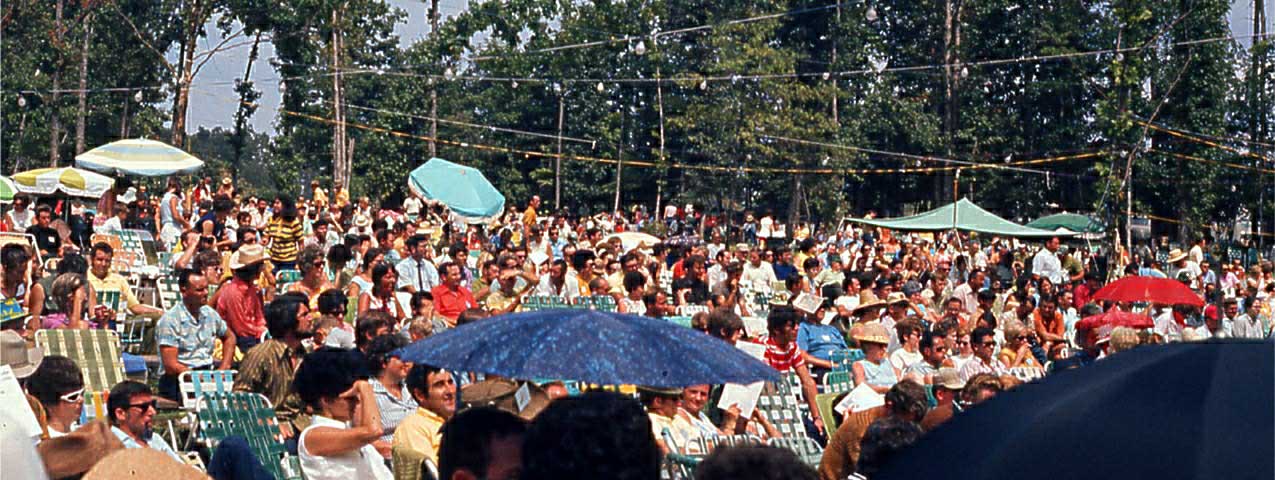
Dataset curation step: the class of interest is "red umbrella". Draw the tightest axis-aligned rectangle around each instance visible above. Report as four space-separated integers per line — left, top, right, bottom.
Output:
1091 276 1204 307
1074 310 1155 331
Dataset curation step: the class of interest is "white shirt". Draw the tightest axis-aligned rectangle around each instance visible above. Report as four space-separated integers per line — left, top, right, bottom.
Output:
6 209 33 231
396 257 440 292
1154 311 1184 342
1032 248 1065 285
1230 314 1264 339
888 348 923 372
741 261 777 287
299 415 392 480
535 275 580 300
1188 245 1204 265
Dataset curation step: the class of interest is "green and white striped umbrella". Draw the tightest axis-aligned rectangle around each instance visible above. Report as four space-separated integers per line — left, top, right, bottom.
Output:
75 138 203 176
0 176 15 203
11 167 115 198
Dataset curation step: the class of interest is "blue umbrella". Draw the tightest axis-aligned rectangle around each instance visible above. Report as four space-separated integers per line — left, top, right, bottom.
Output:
396 309 779 388
875 340 1274 480
407 158 505 221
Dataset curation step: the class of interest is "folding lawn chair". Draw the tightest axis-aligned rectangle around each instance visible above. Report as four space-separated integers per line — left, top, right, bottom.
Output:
36 329 127 423
179 370 237 410
822 369 854 394
767 436 825 467
195 392 303 480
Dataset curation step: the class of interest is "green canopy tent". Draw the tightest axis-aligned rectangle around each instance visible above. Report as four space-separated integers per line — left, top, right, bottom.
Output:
847 198 1069 238
1026 213 1105 234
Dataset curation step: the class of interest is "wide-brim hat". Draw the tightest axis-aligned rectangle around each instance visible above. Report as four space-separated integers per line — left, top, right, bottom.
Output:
852 321 891 345
38 420 126 478
852 289 887 314
354 215 372 228
461 378 551 421
1 330 43 378
83 448 209 480
934 367 966 390
1166 248 1188 263
886 291 910 306
228 244 266 270
637 385 685 396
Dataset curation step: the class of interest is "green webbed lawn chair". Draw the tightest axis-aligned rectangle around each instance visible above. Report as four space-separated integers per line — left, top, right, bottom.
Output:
196 392 303 480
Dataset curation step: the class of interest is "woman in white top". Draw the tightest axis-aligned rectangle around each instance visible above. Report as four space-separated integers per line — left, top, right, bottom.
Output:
295 350 392 480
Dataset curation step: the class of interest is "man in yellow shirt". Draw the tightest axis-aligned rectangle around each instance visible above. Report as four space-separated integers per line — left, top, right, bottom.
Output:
88 242 163 317
522 195 540 228
392 363 457 474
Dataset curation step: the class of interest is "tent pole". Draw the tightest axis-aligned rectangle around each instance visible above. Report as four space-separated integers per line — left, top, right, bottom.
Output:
953 169 962 249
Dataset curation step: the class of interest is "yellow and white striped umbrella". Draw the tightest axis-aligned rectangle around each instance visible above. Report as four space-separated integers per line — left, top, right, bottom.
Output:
0 176 15 203
75 138 203 176
11 167 115 198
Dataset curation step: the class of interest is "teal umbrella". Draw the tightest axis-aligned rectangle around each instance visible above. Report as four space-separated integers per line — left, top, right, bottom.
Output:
407 158 505 222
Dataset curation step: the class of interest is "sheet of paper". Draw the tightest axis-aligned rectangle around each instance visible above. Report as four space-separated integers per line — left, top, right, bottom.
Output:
793 292 823 314
0 366 42 439
717 381 765 419
834 382 885 415
740 316 768 338
735 340 767 362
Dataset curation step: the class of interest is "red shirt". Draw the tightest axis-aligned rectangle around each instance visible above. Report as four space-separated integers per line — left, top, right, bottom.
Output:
431 283 476 320
216 277 266 338
1074 284 1097 308
762 335 806 372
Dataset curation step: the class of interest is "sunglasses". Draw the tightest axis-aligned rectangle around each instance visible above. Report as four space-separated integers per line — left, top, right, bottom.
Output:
128 399 158 411
60 388 85 403
981 342 997 347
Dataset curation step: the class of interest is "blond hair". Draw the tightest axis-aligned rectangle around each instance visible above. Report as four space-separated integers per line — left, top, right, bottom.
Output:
1108 327 1140 353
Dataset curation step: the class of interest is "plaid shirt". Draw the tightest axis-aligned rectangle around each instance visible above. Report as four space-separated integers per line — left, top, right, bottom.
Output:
155 302 227 375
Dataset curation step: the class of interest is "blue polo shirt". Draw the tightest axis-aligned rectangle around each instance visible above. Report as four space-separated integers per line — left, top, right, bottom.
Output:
797 322 847 362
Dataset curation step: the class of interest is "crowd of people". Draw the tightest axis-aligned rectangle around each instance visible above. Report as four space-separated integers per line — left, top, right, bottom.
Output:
2 176 1274 480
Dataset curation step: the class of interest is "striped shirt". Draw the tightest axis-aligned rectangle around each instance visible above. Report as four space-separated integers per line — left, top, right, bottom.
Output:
762 335 806 372
371 378 419 442
267 217 304 263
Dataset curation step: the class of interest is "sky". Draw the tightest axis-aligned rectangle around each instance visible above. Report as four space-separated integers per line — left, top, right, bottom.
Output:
184 0 1269 134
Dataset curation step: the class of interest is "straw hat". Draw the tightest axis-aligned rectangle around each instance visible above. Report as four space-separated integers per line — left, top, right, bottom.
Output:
0 330 43 378
1166 248 1188 263
37 420 125 478
886 291 910 306
853 322 891 345
934 367 966 390
83 448 209 480
228 244 266 270
461 378 551 421
852 289 887 315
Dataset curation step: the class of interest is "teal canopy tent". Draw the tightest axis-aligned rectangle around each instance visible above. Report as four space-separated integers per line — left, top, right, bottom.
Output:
847 198 1068 238
1026 212 1105 234
408 158 506 223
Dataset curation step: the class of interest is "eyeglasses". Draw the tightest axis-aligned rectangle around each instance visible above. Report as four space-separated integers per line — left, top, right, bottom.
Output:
128 400 158 411
980 342 997 347
60 388 85 403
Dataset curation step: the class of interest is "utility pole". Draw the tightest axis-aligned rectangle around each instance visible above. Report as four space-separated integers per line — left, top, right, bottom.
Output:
429 0 439 158
50 0 65 166
331 6 348 189
614 102 624 214
655 68 666 222
555 93 564 209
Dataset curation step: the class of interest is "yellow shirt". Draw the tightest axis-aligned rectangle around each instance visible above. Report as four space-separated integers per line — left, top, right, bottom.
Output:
522 206 538 227
87 272 141 309
392 407 446 468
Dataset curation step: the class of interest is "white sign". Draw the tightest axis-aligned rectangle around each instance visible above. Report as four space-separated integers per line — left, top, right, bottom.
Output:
834 383 885 415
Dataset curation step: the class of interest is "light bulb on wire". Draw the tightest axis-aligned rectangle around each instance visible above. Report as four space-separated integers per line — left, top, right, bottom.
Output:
633 40 647 55
511 80 519 89
596 82 605 93
17 95 26 108
866 6 878 22
699 80 708 90
134 90 144 103
444 67 456 79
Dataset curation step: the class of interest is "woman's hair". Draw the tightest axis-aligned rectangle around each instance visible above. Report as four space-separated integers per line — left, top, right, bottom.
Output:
365 334 410 376
317 289 347 316
26 355 84 407
1 244 31 272
1108 326 1140 354
370 263 396 293
50 273 86 304
277 195 298 220
361 248 386 272
294 350 360 408
298 245 325 274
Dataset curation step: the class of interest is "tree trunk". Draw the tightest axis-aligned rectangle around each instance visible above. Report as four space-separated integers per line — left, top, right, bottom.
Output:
230 32 262 182
170 0 203 149
74 12 92 153
428 0 439 158
331 6 349 190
